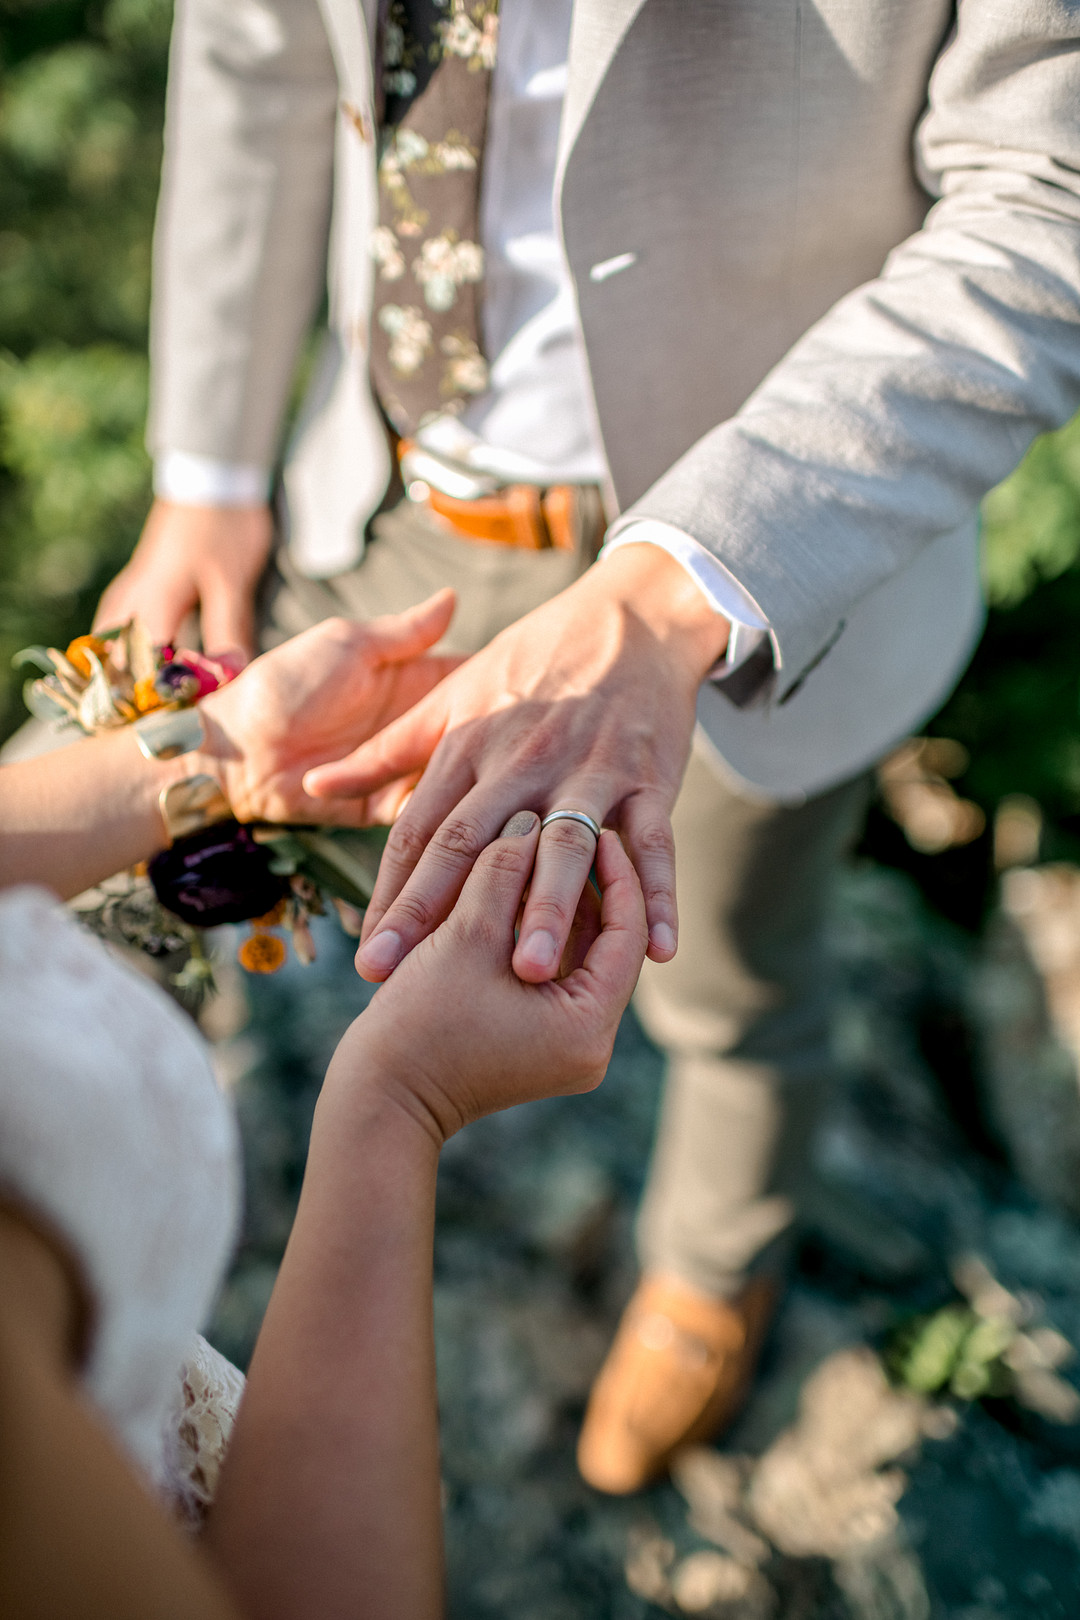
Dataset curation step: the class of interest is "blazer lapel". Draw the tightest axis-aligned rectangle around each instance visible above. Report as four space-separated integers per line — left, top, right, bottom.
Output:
557 0 648 180
316 0 377 103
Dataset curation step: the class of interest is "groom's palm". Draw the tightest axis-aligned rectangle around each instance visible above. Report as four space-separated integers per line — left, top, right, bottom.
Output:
202 598 461 827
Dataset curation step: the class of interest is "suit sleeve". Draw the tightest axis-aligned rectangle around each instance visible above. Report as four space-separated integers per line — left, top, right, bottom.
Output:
146 0 339 472
617 0 1080 700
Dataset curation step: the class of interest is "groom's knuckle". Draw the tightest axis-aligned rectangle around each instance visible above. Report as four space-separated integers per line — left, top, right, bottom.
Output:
386 818 428 864
434 814 486 861
394 890 437 931
543 819 595 858
635 820 675 862
481 842 525 878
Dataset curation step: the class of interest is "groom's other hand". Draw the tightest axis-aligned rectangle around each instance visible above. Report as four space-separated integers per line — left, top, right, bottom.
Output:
194 592 461 827
94 500 274 665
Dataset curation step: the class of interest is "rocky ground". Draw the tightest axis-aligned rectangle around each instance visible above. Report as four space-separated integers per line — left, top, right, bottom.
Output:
203 858 1080 1620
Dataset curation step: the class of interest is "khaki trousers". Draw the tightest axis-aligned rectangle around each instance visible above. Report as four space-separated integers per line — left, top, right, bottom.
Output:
263 498 870 1298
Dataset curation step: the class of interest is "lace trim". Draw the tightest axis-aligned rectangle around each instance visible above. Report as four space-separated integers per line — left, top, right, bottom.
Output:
164 1334 246 1530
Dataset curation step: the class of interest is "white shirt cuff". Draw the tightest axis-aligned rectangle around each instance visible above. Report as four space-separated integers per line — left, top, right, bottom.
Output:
154 452 271 507
599 520 771 673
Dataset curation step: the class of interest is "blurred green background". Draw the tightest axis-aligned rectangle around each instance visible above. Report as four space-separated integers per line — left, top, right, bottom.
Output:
0 0 167 742
4 0 1080 910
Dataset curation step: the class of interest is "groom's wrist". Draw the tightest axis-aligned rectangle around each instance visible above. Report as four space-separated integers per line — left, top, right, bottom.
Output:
592 541 731 681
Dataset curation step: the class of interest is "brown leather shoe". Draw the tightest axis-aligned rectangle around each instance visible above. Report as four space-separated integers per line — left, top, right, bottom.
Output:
577 1273 776 1494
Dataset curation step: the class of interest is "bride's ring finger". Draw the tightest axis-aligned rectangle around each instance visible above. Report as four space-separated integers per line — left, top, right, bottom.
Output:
513 804 603 982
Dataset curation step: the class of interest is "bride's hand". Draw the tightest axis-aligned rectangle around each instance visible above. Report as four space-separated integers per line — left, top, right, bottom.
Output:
324 817 648 1144
195 591 461 826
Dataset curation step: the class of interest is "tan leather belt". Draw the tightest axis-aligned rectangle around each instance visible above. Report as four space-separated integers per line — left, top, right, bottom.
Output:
397 439 597 552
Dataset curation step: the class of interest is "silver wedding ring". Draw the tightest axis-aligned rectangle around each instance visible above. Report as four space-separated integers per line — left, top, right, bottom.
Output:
540 809 602 841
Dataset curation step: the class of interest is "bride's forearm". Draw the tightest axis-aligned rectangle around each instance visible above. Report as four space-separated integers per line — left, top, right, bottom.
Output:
0 729 174 896
205 1062 445 1620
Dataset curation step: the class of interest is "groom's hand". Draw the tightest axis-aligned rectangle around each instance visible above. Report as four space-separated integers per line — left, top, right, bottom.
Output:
95 500 274 664
303 545 730 983
194 592 461 826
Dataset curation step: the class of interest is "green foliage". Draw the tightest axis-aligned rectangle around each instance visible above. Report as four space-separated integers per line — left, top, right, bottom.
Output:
1 345 148 537
887 1302 1014 1403
0 0 167 741
929 420 1080 847
981 416 1080 609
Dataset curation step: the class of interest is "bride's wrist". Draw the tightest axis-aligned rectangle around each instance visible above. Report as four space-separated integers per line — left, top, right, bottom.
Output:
317 1035 448 1162
182 698 242 805
131 701 236 844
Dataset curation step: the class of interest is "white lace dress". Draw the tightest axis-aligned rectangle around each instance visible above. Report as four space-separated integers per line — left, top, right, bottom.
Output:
0 885 246 1524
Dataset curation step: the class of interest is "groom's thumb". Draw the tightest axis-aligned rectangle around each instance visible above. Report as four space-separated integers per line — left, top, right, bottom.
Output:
381 588 457 661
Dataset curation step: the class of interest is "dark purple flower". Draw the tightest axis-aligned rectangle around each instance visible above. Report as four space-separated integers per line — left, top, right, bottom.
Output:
149 822 289 926
154 662 202 704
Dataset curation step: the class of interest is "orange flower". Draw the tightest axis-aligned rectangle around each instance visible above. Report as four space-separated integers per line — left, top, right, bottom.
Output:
65 634 108 679
133 675 166 714
238 931 287 974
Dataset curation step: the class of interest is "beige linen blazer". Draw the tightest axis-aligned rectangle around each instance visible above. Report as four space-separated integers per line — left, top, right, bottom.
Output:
149 0 1080 800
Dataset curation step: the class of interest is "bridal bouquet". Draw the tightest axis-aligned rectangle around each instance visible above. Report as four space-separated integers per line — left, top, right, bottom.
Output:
18 620 243 730
17 623 385 992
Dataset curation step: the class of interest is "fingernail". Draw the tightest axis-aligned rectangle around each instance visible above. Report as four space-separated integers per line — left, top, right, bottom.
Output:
650 922 676 955
517 929 558 971
500 810 539 838
357 929 403 974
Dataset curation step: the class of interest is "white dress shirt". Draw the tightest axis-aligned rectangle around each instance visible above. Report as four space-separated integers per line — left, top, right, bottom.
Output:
154 0 768 671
